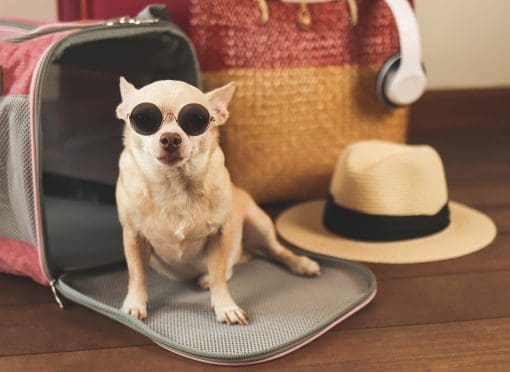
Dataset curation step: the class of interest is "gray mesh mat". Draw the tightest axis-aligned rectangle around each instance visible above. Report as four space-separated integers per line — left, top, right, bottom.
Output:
57 258 375 363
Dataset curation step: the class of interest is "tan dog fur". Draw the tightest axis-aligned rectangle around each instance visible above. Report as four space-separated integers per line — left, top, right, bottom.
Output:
115 78 320 325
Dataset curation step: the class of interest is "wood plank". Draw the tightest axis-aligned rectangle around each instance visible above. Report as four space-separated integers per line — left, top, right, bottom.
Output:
1 318 509 372
268 318 510 371
336 269 510 331
448 180 510 208
1 269 509 357
0 274 53 306
369 231 510 280
409 125 510 148
410 88 510 131
409 134 510 163
0 303 148 357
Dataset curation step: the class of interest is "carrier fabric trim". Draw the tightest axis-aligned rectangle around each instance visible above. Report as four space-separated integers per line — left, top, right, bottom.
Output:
0 29 77 95
323 195 451 242
0 238 47 284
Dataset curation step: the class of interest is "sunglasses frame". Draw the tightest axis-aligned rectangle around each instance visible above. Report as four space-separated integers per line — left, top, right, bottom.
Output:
127 102 215 136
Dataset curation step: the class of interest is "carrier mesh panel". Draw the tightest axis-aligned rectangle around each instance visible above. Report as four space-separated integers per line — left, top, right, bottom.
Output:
0 95 37 246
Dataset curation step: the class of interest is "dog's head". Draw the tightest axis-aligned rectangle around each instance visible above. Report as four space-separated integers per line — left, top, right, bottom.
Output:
116 78 235 168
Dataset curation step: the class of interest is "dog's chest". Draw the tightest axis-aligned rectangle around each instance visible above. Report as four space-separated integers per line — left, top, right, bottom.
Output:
139 191 224 263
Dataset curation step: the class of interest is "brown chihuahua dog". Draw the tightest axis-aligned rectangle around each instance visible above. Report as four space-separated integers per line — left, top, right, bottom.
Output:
115 78 320 325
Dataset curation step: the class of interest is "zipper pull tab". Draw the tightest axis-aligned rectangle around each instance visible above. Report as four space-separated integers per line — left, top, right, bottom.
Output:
50 279 64 309
104 17 160 26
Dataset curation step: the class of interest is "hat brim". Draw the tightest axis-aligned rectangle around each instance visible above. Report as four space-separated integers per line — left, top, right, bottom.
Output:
276 200 497 264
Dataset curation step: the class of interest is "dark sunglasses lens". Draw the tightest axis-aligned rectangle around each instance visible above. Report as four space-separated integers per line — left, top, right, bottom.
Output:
178 103 210 136
129 102 162 135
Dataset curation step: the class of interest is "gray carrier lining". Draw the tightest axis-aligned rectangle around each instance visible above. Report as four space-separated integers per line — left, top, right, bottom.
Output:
58 257 375 363
40 21 200 276
44 196 123 273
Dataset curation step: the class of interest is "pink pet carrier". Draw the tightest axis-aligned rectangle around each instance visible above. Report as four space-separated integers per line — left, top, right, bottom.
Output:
0 6 200 287
0 5 376 365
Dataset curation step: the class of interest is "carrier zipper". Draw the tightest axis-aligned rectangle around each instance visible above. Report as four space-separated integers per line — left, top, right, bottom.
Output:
0 20 38 33
50 279 64 309
5 17 159 43
104 16 160 26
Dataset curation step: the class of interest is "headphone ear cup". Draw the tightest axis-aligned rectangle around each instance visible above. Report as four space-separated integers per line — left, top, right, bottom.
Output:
376 54 402 108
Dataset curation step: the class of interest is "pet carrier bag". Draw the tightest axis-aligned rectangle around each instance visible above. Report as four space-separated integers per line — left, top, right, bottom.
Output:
0 6 376 365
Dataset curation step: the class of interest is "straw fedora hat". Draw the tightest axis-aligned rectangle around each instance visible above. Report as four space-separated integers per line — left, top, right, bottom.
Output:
276 141 497 263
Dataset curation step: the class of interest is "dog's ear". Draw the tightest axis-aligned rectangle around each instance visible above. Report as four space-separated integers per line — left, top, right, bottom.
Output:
206 82 236 126
116 77 137 119
119 76 136 100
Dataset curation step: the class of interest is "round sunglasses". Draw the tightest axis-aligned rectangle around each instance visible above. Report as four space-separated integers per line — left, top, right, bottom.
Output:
128 102 214 136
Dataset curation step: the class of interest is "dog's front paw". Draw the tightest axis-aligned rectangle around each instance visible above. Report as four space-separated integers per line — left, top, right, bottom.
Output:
121 294 147 320
290 256 321 277
214 304 249 325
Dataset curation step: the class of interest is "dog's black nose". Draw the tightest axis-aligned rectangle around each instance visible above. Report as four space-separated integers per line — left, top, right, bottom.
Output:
160 133 182 152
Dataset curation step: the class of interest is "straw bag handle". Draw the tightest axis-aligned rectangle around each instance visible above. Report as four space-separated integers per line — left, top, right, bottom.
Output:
256 0 359 29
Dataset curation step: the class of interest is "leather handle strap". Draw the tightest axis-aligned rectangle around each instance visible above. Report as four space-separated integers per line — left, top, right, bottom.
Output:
257 0 358 27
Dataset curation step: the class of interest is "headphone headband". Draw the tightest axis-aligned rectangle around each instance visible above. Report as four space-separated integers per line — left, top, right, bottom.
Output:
381 0 427 106
385 0 422 70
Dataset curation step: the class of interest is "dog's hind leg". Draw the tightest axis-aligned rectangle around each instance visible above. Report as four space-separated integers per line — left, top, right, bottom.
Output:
242 198 321 277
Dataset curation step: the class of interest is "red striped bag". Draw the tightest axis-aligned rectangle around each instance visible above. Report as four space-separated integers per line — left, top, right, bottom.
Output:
190 0 413 203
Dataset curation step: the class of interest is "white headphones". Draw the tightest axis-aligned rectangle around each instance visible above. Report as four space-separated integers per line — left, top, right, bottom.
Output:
377 0 427 107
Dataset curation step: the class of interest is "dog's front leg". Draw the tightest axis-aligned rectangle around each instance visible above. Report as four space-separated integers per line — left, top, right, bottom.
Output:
205 223 248 325
121 227 150 320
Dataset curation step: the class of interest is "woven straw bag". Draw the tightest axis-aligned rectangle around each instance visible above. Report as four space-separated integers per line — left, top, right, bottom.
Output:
190 0 410 203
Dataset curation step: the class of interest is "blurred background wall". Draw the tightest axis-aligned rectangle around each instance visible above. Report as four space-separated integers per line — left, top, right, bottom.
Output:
1 0 57 22
415 0 510 89
1 0 509 90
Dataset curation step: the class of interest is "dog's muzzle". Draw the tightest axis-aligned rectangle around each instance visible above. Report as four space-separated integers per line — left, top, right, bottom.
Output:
160 132 182 153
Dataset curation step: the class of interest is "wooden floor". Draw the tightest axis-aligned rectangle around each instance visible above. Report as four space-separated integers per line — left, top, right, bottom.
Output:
1 98 509 371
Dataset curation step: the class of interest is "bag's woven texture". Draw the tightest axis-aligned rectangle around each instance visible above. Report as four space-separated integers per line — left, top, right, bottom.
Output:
190 0 410 202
